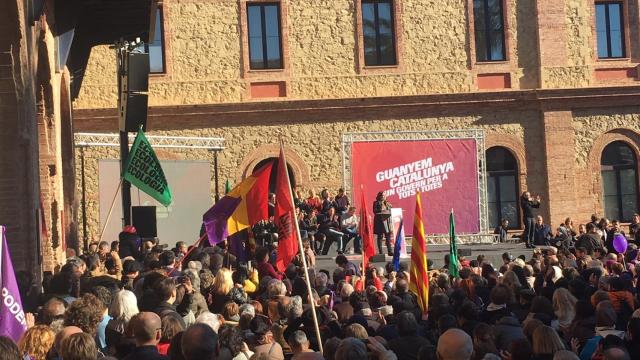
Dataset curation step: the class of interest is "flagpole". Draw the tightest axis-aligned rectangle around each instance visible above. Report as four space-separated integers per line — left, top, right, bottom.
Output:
360 185 366 287
168 232 207 276
98 178 123 243
280 141 324 353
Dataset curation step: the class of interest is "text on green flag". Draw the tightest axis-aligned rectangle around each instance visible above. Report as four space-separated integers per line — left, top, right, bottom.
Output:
123 130 172 207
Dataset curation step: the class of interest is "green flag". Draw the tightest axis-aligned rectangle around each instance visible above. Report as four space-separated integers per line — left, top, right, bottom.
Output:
123 129 172 207
448 209 459 278
224 179 232 194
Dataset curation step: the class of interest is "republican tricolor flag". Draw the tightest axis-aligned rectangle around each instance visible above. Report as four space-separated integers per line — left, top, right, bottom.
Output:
409 192 429 315
203 163 273 246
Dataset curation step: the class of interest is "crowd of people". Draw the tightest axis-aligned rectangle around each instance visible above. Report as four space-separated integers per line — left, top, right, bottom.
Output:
4 187 640 360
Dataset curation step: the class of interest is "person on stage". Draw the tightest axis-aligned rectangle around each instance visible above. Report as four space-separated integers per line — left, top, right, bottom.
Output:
520 191 540 248
373 191 393 256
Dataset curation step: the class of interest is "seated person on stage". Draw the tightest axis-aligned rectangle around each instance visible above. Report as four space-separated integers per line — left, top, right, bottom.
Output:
319 207 345 255
494 219 509 243
533 215 553 246
340 206 362 254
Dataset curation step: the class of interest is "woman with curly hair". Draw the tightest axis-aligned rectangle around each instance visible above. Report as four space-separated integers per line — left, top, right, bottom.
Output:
208 267 234 314
553 287 577 331
63 293 104 336
18 325 55 360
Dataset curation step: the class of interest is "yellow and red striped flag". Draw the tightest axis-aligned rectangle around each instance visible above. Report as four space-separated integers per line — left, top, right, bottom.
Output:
409 192 429 314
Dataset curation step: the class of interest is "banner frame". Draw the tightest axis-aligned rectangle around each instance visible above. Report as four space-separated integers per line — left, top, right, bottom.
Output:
342 129 489 241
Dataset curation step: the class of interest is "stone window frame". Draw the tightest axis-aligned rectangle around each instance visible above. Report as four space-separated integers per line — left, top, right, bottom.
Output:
149 1 173 81
590 0 638 65
467 0 511 66
354 0 405 74
466 0 517 89
239 0 291 80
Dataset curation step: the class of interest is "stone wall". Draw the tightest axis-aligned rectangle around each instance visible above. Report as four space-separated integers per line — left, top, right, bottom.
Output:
75 109 546 241
71 0 601 109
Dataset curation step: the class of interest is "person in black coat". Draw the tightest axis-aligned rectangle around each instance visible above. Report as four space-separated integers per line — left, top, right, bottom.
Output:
373 191 393 256
520 191 541 248
123 312 168 360
118 227 141 260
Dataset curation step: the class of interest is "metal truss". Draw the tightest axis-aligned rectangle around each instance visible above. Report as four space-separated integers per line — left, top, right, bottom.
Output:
342 129 489 237
75 133 225 150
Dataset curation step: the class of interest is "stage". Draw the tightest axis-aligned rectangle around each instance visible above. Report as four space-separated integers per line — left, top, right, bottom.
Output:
314 241 534 271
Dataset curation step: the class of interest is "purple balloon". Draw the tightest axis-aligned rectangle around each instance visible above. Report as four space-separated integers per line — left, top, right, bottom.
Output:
613 234 628 253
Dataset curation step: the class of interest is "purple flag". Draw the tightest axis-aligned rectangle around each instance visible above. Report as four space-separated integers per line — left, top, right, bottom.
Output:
0 226 27 342
228 230 248 263
203 196 242 246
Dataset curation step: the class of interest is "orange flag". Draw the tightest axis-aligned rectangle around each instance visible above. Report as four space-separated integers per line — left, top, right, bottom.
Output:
274 145 299 272
409 192 429 314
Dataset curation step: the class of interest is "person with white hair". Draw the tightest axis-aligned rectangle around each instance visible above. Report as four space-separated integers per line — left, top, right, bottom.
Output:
288 330 323 360
333 283 354 322
106 289 139 353
195 311 221 333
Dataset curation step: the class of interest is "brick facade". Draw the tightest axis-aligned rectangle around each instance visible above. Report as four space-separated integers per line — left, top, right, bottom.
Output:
0 0 73 274
66 0 640 239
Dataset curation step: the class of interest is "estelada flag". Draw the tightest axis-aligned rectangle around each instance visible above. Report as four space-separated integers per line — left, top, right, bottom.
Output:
359 187 375 269
0 226 27 342
123 129 172 207
409 192 429 314
274 145 299 272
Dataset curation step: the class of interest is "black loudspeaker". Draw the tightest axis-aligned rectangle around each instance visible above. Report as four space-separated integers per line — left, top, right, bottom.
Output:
123 93 148 132
132 206 157 238
370 254 387 263
123 52 149 132
127 52 149 92
458 249 472 257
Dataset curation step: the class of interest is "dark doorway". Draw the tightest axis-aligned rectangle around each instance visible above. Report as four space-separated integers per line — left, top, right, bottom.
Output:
253 158 296 193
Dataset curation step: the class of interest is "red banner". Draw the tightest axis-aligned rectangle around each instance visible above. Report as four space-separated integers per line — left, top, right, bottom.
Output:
351 139 480 235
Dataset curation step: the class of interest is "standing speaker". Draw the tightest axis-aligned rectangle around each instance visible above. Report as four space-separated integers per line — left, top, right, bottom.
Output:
122 52 149 132
132 206 157 238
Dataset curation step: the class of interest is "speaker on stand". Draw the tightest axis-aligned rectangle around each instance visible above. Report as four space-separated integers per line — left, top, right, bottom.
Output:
132 206 157 239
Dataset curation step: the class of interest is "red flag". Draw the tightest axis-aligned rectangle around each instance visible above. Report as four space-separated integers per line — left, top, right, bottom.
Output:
274 146 298 272
246 163 273 225
359 187 375 269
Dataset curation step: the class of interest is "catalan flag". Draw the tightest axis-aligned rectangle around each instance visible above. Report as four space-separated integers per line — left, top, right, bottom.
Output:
409 192 429 315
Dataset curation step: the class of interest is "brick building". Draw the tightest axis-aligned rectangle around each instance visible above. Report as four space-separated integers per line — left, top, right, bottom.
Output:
73 0 640 243
0 0 153 272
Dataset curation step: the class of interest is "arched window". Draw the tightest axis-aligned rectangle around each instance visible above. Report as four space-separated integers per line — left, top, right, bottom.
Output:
253 158 296 193
601 141 638 221
486 146 519 229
